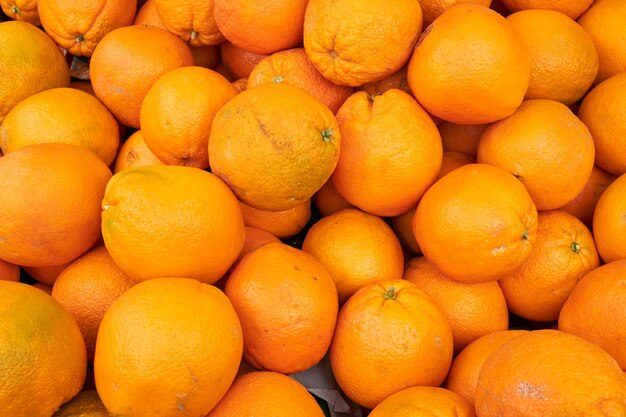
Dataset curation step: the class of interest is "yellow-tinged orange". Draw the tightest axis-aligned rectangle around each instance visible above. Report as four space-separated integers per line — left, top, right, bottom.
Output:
368 386 475 417
240 200 311 239
113 130 164 173
1 0 40 25
154 0 223 46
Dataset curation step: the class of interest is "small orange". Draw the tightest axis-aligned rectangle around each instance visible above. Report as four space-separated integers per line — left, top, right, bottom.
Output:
368 386 475 417
235 227 280 264
225 242 338 374
592 172 626 263
0 259 19 282
231 78 247 93
133 0 167 29
240 200 311 239
391 206 422 256
558 165 615 228
220 41 268 79
207 371 325 417
329 280 453 409
439 122 489 157
154 0 223 46
1 0 40 25
113 130 165 173
23 263 69 286
500 0 593 19
302 208 404 303
437 151 476 180
52 391 110 417
360 66 411 96
332 89 442 217
404 256 508 352
140 66 237 168
414 164 537 283
70 80 95 95
420 0 492 24
408 4 529 124
303 0 423 86
32 282 53 294
312 179 355 217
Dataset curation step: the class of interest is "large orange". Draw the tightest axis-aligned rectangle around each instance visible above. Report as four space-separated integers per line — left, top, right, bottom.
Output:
0 259 20 282
445 330 529 405
0 87 119 165
94 278 243 417
220 41 268 79
101 165 244 283
0 21 69 124
501 0 593 19
303 0 423 86
1 0 40 24
240 200 311 239
592 172 626 263
312 179 354 217
0 144 111 267
507 9 598 105
414 164 537 283
499 211 599 322
329 280 453 409
578 0 626 83
439 122 489 157
51 246 135 362
578 72 626 176
404 256 508 352
332 89 442 217
38 0 135 56
209 83 341 212
52 391 110 417
0 281 86 417
559 165 615 227
302 208 404 303
140 66 236 168
247 48 353 113
420 0 492 24
477 99 595 210
154 0 223 46
368 386 475 417
225 242 338 374
90 25 193 128
559 260 626 370
408 4 529 124
207 371 324 417
214 0 307 55
113 130 165 173
475 330 626 416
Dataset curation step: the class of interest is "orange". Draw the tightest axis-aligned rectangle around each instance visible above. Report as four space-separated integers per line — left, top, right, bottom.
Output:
0 87 120 165
133 0 167 29
408 4 529 124
477 99 595 210
209 83 341 212
578 0 626 83
312 179 354 217
437 151 476 180
240 200 311 239
559 165 615 228
501 0 593 19
475 330 626 416
439 122 489 157
445 330 529 405
391 206 422 256
190 44 220 69
0 281 86 417
231 78 247 93
592 173 626 263
0 21 69 124
420 0 492 24
51 246 135 362
499 211 599 322
52 391 110 417
247 48 353 113
225 242 337 373
368 386 475 417
101 165 245 283
404 256 508 352
559 260 626 370
70 80 95 95
23 263 69 286
303 0 423 86
329 280 453 409
507 10 597 105
0 144 111 267
207 371 324 417
332 89 442 217
578 72 626 176
414 164 537 283
140 66 237 168
94 278 243 417
0 259 20 282
220 41 268 79
38 0 136 56
154 0 223 46
235 227 280 264
214 0 307 55
0 0 40 25
302 208 404 303
360 66 411 96
113 130 165 173
90 25 194 128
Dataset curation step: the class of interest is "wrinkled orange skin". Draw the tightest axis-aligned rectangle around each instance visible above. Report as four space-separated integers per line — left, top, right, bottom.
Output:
154 0 224 46
1 0 40 25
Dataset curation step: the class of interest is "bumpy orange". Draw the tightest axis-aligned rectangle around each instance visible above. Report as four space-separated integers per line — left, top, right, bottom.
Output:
154 0 223 46
0 0 40 24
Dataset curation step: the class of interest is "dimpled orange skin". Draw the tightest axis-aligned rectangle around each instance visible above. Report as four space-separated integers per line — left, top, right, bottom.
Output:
0 259 20 282
225 243 338 374
475 330 626 417
101 166 245 284
593 174 626 262
332 89 442 217
414 164 537 283
1 0 40 25
221 42 268 79
404 256 508 352
368 386 476 417
95 278 243 417
312 180 355 217
0 88 120 165
206 371 325 417
209 83 341 212
330 280 453 409
0 144 111 267
559 260 626 370
303 0 423 87
247 48 354 113
477 100 595 210
559 165 615 228
240 200 311 239
408 4 529 125
501 0 592 19
445 330 529 405
113 130 165 173
154 0 224 46
90 26 194 129
140 66 237 169
439 122 489 157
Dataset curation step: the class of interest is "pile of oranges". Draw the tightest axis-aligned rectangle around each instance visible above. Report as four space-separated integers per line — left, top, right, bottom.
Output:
1 0 626 416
